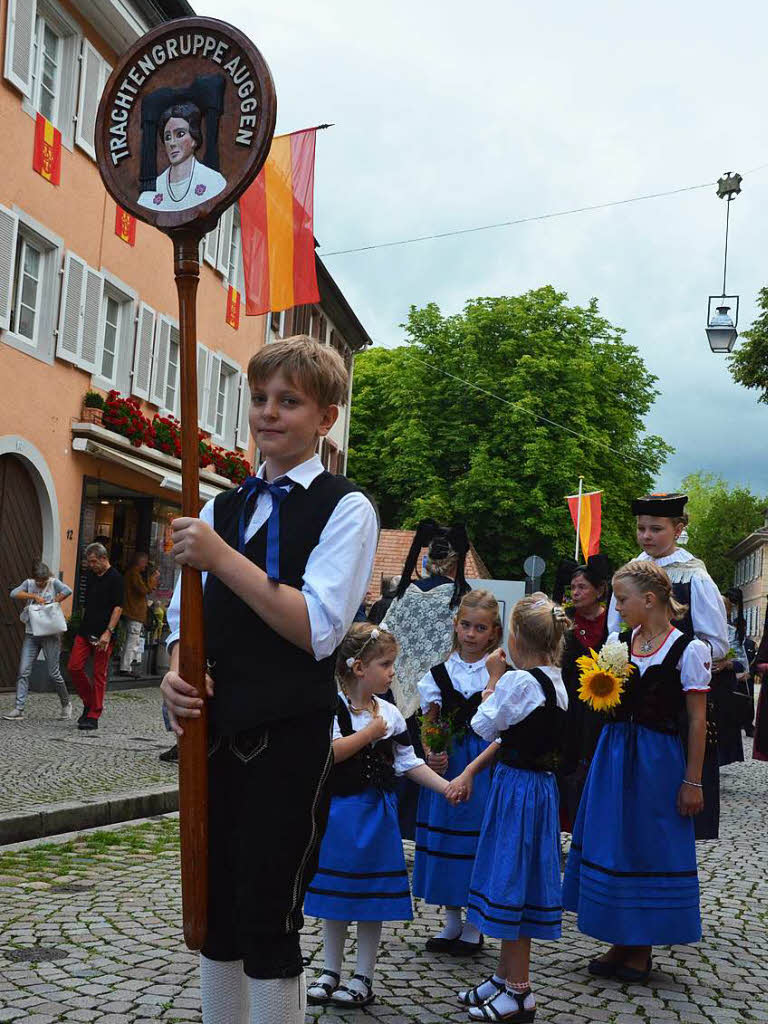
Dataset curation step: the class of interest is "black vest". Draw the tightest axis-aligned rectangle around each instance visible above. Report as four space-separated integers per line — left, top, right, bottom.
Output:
497 668 567 772
429 662 483 735
614 630 690 734
671 581 695 638
329 695 411 796
202 471 359 735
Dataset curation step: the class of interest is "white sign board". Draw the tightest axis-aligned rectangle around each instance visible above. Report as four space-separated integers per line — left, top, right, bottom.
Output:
468 578 526 656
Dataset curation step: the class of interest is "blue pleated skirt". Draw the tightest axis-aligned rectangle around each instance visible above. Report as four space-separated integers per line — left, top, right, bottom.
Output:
562 721 701 946
412 730 491 907
466 763 562 940
304 787 412 922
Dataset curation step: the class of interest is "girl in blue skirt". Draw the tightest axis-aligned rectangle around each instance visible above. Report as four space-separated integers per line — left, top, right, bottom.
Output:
447 594 570 1022
562 560 710 983
305 623 451 1008
413 589 502 955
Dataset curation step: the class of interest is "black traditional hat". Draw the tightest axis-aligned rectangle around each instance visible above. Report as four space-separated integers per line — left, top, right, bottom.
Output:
394 519 471 609
139 73 226 193
552 557 578 604
631 492 688 518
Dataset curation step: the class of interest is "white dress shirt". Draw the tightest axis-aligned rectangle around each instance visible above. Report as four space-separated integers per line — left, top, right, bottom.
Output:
166 454 378 661
607 629 711 691
607 549 728 659
417 651 490 712
333 693 424 775
471 666 568 742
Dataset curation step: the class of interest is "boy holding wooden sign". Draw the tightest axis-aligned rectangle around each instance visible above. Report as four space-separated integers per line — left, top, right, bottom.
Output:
161 338 378 1023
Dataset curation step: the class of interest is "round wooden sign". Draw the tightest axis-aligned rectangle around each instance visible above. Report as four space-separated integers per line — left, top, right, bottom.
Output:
95 17 276 232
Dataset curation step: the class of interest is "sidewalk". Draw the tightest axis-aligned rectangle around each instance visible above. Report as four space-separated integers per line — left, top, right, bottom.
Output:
0 688 178 844
0 748 766 1022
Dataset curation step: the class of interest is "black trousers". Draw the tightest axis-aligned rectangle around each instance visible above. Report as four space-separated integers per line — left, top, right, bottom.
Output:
201 710 333 978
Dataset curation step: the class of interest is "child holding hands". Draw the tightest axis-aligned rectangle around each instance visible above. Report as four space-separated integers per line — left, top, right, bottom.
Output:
305 623 455 1008
448 594 570 1022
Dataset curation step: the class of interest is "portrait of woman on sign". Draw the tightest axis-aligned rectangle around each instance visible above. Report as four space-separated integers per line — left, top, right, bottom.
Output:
138 100 226 213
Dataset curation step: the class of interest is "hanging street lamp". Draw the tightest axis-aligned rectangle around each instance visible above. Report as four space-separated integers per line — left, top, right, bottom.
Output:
706 171 742 354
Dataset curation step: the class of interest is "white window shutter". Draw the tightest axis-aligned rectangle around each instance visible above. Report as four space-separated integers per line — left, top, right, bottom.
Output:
168 324 180 415
57 252 86 363
205 352 221 433
4 0 36 97
224 367 239 447
216 205 234 276
74 39 101 158
203 226 219 267
131 302 155 400
149 315 171 407
0 204 19 331
236 373 250 450
197 343 210 427
79 266 104 373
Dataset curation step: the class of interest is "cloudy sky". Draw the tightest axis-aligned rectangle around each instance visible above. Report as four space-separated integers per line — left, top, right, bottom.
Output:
200 0 768 495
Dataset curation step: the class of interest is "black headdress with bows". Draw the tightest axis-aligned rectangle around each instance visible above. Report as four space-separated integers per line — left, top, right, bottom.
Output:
394 519 471 609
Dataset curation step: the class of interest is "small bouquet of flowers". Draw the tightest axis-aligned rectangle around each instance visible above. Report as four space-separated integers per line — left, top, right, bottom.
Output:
420 713 459 755
576 641 635 712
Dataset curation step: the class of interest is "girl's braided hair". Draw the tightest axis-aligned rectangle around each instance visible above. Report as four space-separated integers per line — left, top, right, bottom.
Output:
336 622 398 681
612 560 688 620
511 593 570 665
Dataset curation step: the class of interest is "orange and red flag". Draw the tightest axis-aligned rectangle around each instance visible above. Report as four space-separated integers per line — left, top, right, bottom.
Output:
567 490 602 562
115 206 137 246
32 113 61 185
240 128 320 316
226 286 241 330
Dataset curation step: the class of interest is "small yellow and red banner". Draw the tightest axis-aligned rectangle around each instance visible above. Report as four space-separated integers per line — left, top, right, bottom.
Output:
240 127 320 316
567 490 602 562
115 206 137 246
32 113 61 185
226 286 241 330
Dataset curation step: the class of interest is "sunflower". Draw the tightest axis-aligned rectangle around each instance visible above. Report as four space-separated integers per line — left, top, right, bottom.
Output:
577 667 625 711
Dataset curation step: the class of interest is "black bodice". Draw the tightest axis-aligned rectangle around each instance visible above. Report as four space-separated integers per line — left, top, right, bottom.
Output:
497 668 567 772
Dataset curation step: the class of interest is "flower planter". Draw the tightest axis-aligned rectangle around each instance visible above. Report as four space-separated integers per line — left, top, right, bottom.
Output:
81 406 104 426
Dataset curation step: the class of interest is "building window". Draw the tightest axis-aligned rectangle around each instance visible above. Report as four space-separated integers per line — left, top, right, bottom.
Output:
227 209 242 292
31 16 61 125
10 234 43 344
100 294 120 381
165 332 180 414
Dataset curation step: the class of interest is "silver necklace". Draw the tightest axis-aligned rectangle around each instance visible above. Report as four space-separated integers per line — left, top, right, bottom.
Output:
167 161 195 203
637 627 667 654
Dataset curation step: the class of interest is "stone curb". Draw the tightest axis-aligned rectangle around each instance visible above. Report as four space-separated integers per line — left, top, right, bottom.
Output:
0 784 179 845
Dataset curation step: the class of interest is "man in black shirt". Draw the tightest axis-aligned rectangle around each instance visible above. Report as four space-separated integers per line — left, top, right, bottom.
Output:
68 543 123 731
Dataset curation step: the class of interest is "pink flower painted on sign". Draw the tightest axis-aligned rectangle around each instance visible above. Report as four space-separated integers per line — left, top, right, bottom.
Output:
195 184 206 196
153 194 163 205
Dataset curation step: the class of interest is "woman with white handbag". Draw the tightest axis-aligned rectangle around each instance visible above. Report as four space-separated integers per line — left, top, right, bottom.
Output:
4 562 72 721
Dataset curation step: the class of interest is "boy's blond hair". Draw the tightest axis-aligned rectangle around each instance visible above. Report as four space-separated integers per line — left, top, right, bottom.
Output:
247 336 349 407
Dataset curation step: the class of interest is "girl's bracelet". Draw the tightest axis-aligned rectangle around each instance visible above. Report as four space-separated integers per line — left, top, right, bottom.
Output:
683 779 703 788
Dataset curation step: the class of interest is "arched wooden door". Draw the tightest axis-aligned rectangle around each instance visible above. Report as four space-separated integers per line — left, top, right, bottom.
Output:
0 455 43 688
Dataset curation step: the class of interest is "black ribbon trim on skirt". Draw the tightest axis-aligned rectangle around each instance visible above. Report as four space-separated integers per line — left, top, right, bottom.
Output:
306 886 411 899
468 889 562 913
467 903 561 927
414 845 476 860
314 867 408 880
415 821 481 837
570 844 698 879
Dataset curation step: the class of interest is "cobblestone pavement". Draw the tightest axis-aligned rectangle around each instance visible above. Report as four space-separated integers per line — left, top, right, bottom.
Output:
0 689 175 815
0 744 766 1022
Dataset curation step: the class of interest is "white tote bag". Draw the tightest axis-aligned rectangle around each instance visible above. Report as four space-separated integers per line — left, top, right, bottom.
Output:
28 601 67 637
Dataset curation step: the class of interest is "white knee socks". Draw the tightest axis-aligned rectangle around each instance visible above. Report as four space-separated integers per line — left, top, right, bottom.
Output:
435 905 463 940
200 954 247 1024
323 918 350 974
246 975 305 1024
355 920 382 980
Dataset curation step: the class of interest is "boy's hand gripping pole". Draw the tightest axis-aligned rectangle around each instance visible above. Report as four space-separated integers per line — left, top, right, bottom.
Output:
174 230 209 951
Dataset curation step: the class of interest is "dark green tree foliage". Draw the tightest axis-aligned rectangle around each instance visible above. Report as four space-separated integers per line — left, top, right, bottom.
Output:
728 286 768 403
682 471 767 591
348 287 671 581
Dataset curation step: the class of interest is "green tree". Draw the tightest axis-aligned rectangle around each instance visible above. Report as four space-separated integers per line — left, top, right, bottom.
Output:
728 287 768 403
348 287 672 581
681 471 767 590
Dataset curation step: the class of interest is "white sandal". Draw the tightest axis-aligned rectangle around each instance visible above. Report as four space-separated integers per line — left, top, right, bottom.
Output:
306 970 340 1005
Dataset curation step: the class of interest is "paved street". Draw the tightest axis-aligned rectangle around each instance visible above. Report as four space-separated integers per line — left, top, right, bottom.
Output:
0 689 174 816
0 738 766 1023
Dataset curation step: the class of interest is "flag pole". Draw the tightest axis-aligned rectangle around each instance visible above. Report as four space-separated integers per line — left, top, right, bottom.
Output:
574 476 583 562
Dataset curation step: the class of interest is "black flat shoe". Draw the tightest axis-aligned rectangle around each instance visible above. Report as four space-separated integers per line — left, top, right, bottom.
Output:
588 957 620 977
451 934 484 956
306 970 340 1005
425 934 460 953
615 958 652 984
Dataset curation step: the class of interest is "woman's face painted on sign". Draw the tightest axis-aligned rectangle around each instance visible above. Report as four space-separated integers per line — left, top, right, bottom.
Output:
163 117 197 166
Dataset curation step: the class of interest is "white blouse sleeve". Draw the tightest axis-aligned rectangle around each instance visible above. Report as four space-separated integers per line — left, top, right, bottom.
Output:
418 667 442 712
679 639 712 692
389 704 424 774
331 715 342 741
470 671 546 741
689 574 729 660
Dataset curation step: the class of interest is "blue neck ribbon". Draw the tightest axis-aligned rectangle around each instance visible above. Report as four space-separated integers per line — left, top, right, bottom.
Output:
237 475 290 581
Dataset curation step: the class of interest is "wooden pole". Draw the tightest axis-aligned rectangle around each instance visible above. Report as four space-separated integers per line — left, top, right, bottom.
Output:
173 229 208 950
574 476 583 563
